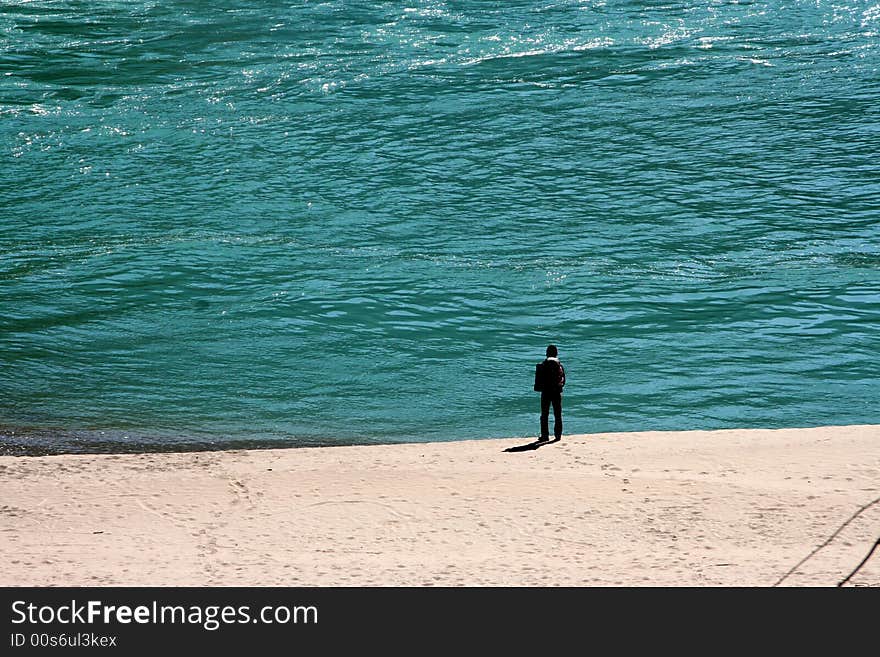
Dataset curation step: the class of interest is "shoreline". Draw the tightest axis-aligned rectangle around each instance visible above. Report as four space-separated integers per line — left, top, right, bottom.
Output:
1 420 875 457
2 424 878 586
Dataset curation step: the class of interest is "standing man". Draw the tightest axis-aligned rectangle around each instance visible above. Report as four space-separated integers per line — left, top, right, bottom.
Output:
534 344 565 442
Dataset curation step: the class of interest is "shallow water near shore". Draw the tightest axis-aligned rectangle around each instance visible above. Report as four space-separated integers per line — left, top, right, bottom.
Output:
2 1 879 453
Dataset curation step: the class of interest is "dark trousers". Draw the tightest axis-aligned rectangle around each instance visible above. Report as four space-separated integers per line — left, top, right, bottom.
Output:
540 392 562 439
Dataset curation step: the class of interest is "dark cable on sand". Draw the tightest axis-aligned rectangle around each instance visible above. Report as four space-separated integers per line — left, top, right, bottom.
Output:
838 537 880 587
773 495 880 587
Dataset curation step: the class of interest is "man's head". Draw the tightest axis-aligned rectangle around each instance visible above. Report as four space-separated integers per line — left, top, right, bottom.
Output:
546 344 558 358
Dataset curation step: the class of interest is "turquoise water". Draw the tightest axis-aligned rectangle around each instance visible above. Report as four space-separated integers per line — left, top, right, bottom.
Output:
2 1 879 453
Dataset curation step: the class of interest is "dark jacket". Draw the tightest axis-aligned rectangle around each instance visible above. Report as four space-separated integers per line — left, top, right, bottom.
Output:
534 357 565 395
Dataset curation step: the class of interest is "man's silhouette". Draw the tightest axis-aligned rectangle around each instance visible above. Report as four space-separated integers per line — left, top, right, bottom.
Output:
534 344 565 442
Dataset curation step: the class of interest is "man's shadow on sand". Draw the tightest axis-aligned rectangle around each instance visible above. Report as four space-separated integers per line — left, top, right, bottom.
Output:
503 438 561 452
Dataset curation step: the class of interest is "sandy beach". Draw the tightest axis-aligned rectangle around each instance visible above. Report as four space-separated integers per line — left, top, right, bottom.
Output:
1 425 878 587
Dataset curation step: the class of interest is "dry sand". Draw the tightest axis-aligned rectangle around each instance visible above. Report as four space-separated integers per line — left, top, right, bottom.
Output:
1 425 878 587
